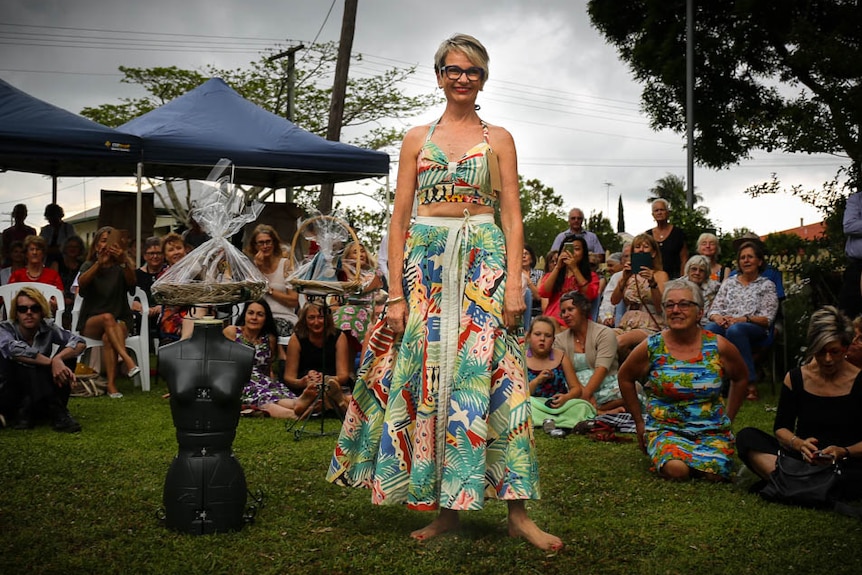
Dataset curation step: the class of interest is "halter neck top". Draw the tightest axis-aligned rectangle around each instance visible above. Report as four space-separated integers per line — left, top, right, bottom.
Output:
416 119 496 207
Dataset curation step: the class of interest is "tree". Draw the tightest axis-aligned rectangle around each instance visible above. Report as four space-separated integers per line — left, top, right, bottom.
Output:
617 194 625 233
518 177 567 255
646 173 705 213
81 43 440 227
587 211 623 254
83 43 440 151
588 0 861 188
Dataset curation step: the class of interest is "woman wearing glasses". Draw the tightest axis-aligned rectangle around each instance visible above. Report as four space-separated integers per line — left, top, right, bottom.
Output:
245 225 299 359
618 279 748 481
327 34 561 551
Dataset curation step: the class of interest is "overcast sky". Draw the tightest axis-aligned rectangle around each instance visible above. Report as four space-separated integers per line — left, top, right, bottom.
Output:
0 0 844 241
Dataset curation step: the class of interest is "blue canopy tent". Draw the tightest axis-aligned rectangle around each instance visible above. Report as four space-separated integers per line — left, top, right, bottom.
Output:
117 78 390 188
0 78 142 200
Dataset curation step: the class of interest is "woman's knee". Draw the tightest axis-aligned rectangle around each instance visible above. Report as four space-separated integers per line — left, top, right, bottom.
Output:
658 459 691 481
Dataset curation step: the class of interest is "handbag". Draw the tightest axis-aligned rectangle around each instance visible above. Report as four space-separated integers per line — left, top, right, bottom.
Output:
759 450 840 508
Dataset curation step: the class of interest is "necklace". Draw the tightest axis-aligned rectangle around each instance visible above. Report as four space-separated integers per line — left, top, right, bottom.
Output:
26 267 43 280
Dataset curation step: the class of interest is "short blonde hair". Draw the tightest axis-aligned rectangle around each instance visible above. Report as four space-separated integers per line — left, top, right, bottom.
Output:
434 34 490 84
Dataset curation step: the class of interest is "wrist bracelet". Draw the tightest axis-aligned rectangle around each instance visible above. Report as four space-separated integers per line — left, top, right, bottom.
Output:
790 435 798 450
844 447 852 460
386 296 405 305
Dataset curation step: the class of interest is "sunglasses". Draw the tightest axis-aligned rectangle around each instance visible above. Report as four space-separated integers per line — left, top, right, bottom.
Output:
17 304 42 314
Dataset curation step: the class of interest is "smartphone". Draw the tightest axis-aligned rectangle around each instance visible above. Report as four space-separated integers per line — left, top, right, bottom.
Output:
631 252 654 271
562 242 575 255
812 451 835 463
106 228 128 250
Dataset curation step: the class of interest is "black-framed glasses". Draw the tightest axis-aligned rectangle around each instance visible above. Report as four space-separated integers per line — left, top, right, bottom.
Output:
662 300 699 311
440 65 484 81
17 304 42 314
256 239 273 246
145 251 163 257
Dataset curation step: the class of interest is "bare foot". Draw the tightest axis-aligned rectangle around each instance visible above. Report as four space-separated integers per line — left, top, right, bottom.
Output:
294 385 319 417
410 509 460 541
325 378 349 413
597 406 625 416
507 502 563 551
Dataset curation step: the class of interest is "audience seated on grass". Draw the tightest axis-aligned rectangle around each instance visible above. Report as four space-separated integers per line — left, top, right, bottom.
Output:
555 291 630 415
283 301 350 414
0 286 85 432
223 299 309 419
526 315 593 431
618 279 748 482
736 306 862 502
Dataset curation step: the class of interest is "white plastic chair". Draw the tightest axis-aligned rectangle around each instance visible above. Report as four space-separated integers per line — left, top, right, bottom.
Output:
71 286 151 392
0 281 65 321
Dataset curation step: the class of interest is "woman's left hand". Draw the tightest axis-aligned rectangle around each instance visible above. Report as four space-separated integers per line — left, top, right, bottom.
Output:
637 267 654 281
503 283 526 331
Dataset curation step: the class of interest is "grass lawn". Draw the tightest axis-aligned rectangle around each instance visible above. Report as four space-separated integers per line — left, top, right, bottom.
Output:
1 376 861 575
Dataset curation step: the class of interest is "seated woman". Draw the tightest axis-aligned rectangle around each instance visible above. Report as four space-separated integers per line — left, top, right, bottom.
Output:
283 301 351 414
245 225 299 359
611 233 669 358
618 278 748 481
223 300 309 419
76 226 139 398
696 232 730 283
556 291 628 414
538 235 600 328
704 240 779 401
526 315 594 430
9 235 65 312
332 241 386 358
51 235 85 330
683 255 720 324
736 306 862 501
157 232 194 346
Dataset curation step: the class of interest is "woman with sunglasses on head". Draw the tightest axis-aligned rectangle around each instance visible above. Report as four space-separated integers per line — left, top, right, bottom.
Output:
736 306 862 501
618 279 748 482
327 34 561 551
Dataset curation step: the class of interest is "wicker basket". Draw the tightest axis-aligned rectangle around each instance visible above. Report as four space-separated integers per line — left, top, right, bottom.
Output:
152 279 267 306
288 215 362 295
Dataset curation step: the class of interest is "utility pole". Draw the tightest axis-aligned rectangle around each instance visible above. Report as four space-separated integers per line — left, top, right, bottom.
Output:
267 44 305 121
268 44 304 203
603 181 613 225
685 0 695 209
317 0 358 215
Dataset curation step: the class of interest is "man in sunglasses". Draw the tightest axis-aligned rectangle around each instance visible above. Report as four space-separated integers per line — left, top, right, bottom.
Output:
0 286 86 432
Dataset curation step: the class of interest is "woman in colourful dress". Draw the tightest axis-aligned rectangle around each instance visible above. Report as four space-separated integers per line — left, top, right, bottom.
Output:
526 315 593 430
618 278 748 481
327 34 561 551
223 300 308 419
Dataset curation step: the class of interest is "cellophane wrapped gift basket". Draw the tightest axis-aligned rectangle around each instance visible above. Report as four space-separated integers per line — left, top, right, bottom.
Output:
152 161 268 306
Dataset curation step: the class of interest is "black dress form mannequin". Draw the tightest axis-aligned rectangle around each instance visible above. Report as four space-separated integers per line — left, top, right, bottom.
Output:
159 318 255 534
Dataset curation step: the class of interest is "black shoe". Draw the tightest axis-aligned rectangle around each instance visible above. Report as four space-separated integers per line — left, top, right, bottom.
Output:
52 411 82 433
12 416 33 430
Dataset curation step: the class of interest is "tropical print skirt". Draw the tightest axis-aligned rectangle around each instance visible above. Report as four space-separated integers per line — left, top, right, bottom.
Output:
327 214 540 511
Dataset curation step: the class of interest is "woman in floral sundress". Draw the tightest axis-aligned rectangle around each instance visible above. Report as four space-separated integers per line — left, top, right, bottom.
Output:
618 279 748 481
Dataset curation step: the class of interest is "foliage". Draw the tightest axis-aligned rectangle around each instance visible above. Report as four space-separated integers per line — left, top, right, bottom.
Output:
3 376 862 575
519 177 567 255
646 173 705 212
617 194 625 233
587 210 623 254
82 43 440 153
587 0 862 189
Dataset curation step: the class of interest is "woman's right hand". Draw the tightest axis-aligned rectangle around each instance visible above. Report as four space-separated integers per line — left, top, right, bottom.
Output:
385 299 408 334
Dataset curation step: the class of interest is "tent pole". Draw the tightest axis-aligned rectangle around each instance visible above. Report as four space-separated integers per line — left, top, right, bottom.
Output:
136 162 143 266
52 176 58 204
